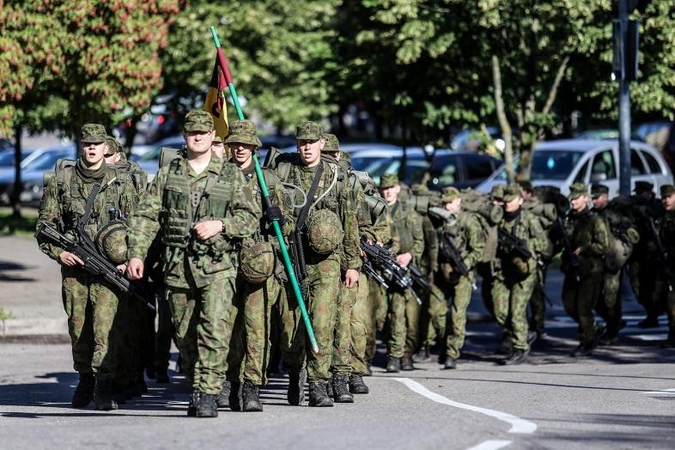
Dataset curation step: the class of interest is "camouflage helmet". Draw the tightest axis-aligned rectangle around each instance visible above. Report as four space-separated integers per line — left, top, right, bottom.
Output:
322 133 340 152
239 240 275 284
306 209 344 254
95 221 128 264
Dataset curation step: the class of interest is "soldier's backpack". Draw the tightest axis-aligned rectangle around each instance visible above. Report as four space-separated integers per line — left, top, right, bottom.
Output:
603 197 640 272
460 189 502 262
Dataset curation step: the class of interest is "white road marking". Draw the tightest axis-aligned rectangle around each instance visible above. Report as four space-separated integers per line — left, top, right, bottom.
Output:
643 388 675 396
466 440 512 450
395 378 537 434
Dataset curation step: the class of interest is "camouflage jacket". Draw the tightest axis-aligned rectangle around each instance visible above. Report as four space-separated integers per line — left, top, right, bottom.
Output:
565 208 610 274
127 155 260 288
37 161 138 262
277 159 361 272
659 210 675 265
389 200 424 261
442 210 486 272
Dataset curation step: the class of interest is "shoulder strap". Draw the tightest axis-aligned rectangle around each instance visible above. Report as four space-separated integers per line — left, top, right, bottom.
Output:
297 164 325 230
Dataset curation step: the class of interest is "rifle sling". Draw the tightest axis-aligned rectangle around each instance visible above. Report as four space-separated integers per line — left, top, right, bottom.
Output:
296 163 325 231
77 178 104 251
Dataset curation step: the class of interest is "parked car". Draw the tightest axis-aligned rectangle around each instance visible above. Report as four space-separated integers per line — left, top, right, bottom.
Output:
476 139 674 198
0 137 14 151
450 126 505 153
0 150 35 178
426 152 500 191
0 146 75 206
350 147 441 186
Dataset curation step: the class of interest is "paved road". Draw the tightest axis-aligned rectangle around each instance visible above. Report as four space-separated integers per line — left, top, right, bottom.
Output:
1 235 674 449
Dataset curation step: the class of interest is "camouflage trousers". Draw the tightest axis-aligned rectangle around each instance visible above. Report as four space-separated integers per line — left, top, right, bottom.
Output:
596 270 623 336
419 284 447 348
332 277 359 376
654 269 675 334
349 273 372 376
491 272 536 352
61 267 120 380
445 275 474 360
388 287 421 358
562 269 603 345
278 255 341 384
154 289 175 373
230 274 283 386
167 273 236 395
365 277 386 368
528 267 548 335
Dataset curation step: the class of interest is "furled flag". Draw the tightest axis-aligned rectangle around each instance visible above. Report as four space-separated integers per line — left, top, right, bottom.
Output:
203 56 228 139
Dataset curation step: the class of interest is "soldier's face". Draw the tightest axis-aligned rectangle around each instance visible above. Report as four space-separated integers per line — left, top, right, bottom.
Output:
231 142 255 167
570 194 589 212
211 142 225 159
104 153 120 165
663 194 675 211
185 130 215 156
592 193 609 210
504 196 523 213
444 198 461 214
380 184 400 205
80 141 106 167
297 138 324 167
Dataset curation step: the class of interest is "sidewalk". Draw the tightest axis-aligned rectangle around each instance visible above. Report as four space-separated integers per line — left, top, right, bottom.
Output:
0 235 67 337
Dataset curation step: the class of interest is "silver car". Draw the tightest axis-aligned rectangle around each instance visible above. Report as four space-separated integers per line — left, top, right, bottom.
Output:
476 139 673 197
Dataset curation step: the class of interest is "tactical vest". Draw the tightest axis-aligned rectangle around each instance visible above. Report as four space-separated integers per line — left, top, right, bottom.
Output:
392 201 416 254
161 157 233 249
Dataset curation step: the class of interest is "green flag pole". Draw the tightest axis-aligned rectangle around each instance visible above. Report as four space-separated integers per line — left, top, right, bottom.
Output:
209 27 319 353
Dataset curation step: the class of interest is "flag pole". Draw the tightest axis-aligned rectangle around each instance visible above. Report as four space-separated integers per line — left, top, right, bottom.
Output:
209 27 319 354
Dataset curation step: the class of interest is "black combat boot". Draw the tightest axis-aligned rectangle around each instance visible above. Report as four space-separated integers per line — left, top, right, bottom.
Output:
308 382 334 407
242 380 263 412
401 353 415 371
93 377 118 411
326 375 334 398
331 374 354 403
386 356 401 373
217 380 231 409
413 345 431 363
71 372 95 408
155 367 170 384
349 374 369 394
287 369 306 406
443 357 457 370
501 349 528 366
189 390 218 418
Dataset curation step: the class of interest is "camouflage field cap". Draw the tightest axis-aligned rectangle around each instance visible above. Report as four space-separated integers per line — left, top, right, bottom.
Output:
490 184 505 202
212 135 223 144
590 183 609 198
104 136 120 156
81 123 107 144
340 151 351 163
322 133 340 152
633 181 654 194
296 121 323 141
379 173 399 189
661 184 675 198
224 120 262 147
568 182 588 200
503 184 523 202
184 110 214 133
440 186 461 203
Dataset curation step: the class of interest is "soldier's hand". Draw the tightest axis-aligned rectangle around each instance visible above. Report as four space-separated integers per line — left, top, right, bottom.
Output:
193 220 223 241
345 269 360 288
126 258 145 280
572 246 582 256
396 252 413 267
59 251 84 267
265 205 285 225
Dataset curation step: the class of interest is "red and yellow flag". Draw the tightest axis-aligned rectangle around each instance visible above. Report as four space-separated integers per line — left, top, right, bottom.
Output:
203 56 228 139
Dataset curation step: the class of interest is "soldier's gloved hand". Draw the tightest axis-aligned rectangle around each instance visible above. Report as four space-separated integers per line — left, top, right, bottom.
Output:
265 205 286 225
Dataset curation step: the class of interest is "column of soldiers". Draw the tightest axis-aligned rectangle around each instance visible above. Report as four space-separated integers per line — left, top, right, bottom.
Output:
37 113 675 417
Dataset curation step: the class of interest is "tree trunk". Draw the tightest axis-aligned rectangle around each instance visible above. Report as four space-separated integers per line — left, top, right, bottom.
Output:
492 55 514 184
11 126 23 220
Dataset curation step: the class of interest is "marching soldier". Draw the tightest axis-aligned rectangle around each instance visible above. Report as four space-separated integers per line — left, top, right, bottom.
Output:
126 110 260 417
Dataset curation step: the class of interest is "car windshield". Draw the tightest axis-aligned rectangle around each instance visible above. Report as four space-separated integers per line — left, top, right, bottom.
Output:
25 151 70 171
495 150 583 181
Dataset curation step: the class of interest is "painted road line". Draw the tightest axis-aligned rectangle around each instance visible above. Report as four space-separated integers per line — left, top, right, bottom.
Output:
395 378 537 434
643 388 675 396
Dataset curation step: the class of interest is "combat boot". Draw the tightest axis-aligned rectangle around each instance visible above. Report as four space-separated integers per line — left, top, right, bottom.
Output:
71 372 95 408
217 380 231 409
331 374 354 403
93 377 118 411
401 353 415 371
413 346 431 363
287 369 306 406
241 380 263 412
386 356 401 373
326 375 334 398
155 367 170 384
308 382 334 407
349 374 369 394
191 390 218 418
443 357 457 370
501 349 528 366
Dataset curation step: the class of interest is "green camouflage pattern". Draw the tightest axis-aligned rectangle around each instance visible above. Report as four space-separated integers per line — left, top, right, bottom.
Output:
296 121 323 140
184 110 214 133
224 119 262 147
81 123 107 143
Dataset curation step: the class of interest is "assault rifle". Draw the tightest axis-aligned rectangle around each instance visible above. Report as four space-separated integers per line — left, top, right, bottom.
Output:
409 263 431 293
497 227 544 267
362 258 390 290
439 233 469 278
360 238 422 305
35 221 156 311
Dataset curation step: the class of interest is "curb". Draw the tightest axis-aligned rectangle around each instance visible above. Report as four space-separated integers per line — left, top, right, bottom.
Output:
0 318 68 337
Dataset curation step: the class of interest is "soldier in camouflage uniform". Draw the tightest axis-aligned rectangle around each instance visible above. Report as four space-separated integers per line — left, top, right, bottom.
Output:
225 120 292 412
562 183 610 357
379 173 424 372
656 185 675 348
37 123 140 411
492 184 548 365
126 110 260 418
272 122 361 407
435 187 485 369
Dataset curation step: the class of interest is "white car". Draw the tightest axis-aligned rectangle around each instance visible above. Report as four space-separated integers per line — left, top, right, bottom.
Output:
476 139 673 198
